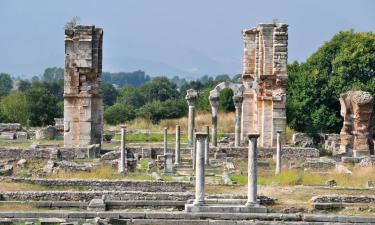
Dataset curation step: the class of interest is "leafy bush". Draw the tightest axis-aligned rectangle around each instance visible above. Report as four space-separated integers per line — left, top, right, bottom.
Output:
137 99 188 124
104 103 135 125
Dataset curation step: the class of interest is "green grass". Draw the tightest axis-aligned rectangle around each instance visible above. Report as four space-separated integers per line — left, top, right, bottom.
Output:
231 170 326 186
47 164 154 181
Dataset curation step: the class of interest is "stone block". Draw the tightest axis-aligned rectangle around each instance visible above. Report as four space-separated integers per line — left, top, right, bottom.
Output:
0 132 15 140
87 198 106 211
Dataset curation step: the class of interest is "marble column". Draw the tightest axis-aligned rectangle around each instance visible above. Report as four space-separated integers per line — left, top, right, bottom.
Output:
275 131 282 175
175 125 180 166
186 89 198 147
246 133 260 206
163 127 168 155
119 126 127 174
210 96 219 147
193 132 207 206
233 95 243 147
205 125 210 165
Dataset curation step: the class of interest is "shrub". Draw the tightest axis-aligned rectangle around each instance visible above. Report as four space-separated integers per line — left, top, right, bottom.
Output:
104 103 135 125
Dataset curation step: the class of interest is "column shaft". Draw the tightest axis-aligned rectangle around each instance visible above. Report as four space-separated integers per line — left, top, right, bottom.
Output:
205 126 210 165
235 105 242 147
175 125 180 165
194 133 207 205
163 127 168 155
211 106 218 147
246 133 259 206
188 106 195 147
275 131 282 175
119 127 127 173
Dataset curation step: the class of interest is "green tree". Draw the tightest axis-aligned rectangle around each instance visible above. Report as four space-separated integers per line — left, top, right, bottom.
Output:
287 30 375 134
0 73 13 97
104 103 135 125
140 77 179 103
0 91 29 124
42 67 64 82
117 86 145 108
18 80 32 92
25 87 60 126
219 88 235 112
100 82 118 106
137 99 188 124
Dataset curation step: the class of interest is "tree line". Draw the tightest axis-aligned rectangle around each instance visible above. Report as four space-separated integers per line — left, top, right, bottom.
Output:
0 30 374 135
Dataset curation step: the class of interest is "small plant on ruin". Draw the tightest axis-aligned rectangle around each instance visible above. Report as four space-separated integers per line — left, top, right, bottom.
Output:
64 16 80 29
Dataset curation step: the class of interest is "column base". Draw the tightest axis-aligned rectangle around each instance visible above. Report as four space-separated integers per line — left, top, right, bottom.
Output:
185 203 267 213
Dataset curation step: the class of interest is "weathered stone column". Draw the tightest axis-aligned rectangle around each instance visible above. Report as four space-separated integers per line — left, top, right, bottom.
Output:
210 96 219 147
205 125 210 165
275 131 282 175
175 125 180 166
119 126 127 174
192 129 197 170
246 133 260 206
193 132 207 206
233 95 243 147
163 127 168 155
186 89 198 147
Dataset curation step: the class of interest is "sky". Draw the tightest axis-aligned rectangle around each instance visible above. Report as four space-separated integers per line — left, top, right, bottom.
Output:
0 0 374 79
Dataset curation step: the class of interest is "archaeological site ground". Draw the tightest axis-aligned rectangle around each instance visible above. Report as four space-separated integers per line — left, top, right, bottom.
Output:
0 3 375 225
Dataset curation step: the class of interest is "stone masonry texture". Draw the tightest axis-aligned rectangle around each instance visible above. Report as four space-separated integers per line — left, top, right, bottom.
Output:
64 25 103 148
241 23 288 147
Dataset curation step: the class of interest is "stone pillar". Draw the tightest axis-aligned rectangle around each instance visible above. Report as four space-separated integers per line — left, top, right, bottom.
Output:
164 153 173 175
210 96 219 147
119 126 127 174
163 127 168 155
64 25 103 148
275 131 282 175
233 95 243 147
175 125 180 166
193 132 207 206
246 133 260 206
205 126 210 165
192 129 197 170
186 89 198 147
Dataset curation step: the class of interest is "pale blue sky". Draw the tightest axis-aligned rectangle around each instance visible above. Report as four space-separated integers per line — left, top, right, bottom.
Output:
0 0 374 79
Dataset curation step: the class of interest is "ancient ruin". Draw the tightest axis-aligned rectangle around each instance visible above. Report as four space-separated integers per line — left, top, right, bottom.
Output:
241 23 288 147
63 25 103 148
339 90 374 156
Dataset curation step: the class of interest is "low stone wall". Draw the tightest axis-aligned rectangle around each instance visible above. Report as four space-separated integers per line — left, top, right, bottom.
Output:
0 147 91 161
312 194 375 203
213 146 319 160
0 145 319 162
0 177 193 192
0 190 272 204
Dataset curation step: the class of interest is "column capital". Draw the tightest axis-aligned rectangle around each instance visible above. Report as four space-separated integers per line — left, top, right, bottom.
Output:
195 132 208 140
209 96 219 107
233 95 244 107
247 133 260 139
186 89 198 106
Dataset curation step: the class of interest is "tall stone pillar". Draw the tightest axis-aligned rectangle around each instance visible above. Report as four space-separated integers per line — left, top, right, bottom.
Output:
193 132 207 206
119 126 127 174
163 127 168 155
275 131 282 175
205 125 210 165
246 133 260 206
241 23 288 148
233 95 243 147
192 129 197 170
210 96 219 147
186 89 198 147
64 25 103 148
175 125 181 166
